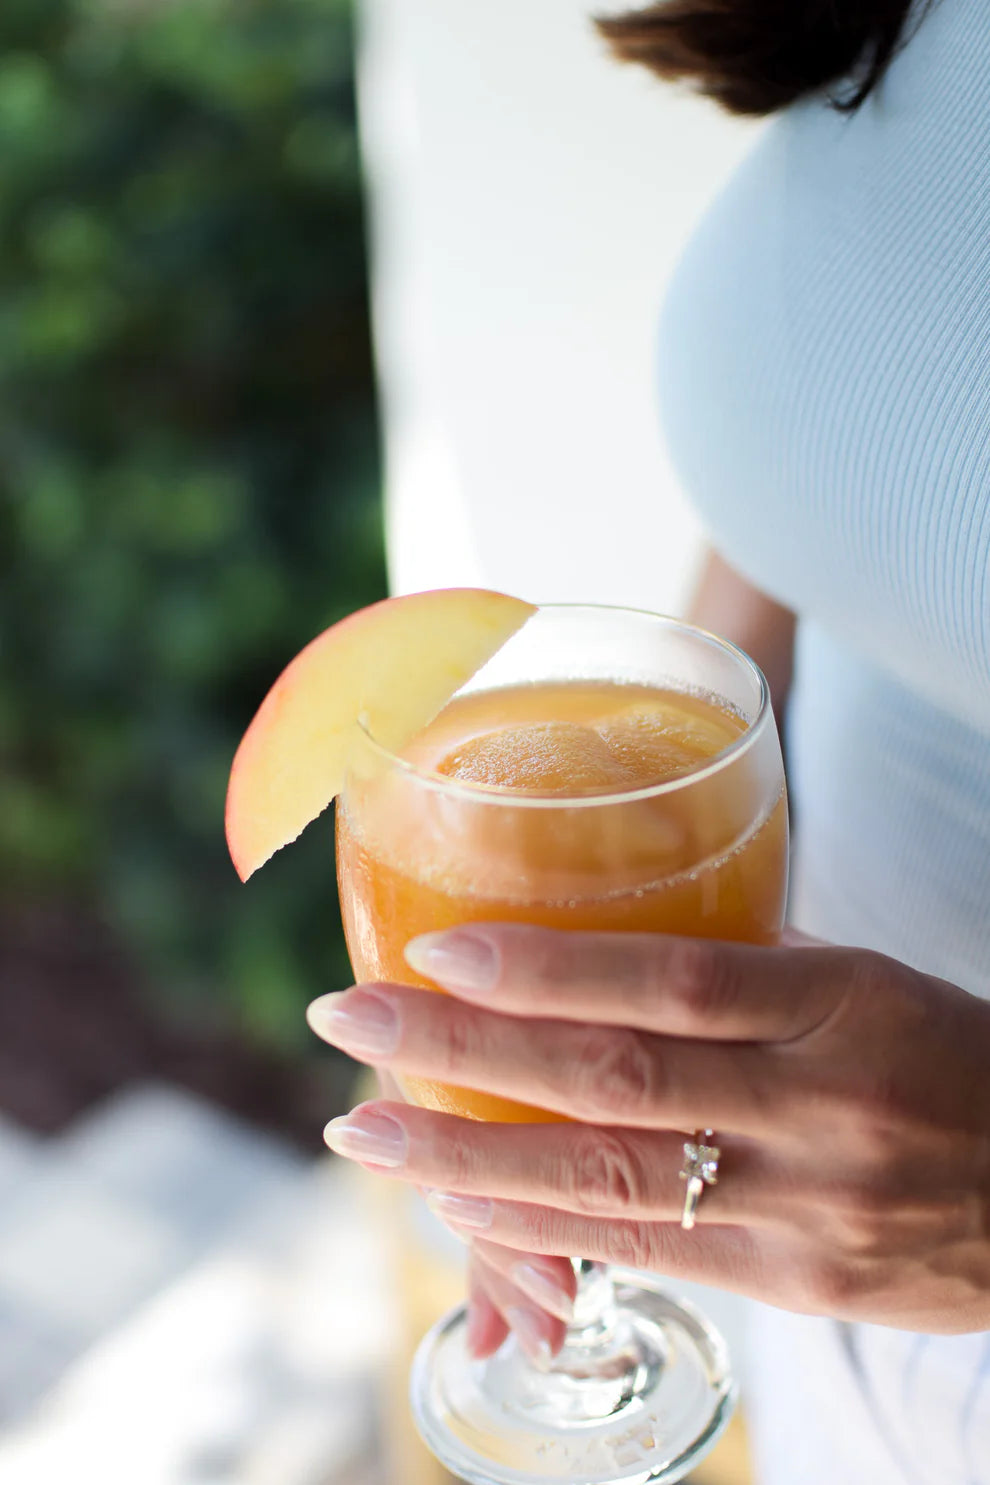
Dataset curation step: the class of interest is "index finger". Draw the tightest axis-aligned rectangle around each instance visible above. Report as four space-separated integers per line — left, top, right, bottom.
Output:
405 924 849 1043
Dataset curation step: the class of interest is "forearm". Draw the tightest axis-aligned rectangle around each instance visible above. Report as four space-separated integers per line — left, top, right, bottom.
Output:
687 546 796 720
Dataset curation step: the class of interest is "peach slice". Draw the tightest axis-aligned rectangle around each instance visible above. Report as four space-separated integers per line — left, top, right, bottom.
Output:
225 588 537 880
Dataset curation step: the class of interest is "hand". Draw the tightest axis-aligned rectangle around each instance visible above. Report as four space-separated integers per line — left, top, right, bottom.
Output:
309 925 990 1336
371 1066 573 1361
464 1239 576 1365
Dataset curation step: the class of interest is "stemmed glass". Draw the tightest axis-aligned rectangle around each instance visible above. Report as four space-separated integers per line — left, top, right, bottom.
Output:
335 606 788 1485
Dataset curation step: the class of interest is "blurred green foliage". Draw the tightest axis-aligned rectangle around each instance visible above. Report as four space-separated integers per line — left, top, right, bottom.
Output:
1 0 385 1048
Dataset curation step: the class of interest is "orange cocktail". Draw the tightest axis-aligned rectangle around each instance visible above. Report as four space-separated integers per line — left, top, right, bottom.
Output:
337 618 787 1123
225 599 782 1479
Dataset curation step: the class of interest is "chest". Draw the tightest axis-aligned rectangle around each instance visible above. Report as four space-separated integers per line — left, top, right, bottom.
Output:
659 88 990 726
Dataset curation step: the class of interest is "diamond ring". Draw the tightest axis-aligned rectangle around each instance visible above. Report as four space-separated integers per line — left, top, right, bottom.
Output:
679 1130 720 1231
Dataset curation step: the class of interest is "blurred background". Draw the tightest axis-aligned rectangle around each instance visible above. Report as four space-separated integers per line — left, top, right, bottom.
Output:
1 0 753 1480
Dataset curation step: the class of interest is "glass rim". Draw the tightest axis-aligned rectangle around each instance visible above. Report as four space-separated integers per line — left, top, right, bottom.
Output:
353 604 773 812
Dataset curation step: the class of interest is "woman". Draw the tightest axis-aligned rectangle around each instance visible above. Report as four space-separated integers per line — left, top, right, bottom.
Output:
310 2 990 1480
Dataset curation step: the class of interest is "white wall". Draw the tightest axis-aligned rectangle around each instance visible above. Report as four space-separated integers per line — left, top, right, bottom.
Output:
355 2 765 1366
357 0 756 614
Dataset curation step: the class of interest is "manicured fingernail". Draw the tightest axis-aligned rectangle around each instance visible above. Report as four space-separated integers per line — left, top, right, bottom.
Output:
306 990 399 1058
426 1191 494 1230
405 931 498 995
505 1307 554 1369
324 1108 407 1169
510 1263 575 1322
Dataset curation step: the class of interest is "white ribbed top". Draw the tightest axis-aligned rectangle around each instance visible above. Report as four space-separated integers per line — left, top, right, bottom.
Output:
657 0 990 1479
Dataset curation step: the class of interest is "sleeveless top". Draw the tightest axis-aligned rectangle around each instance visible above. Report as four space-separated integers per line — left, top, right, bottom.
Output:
657 0 990 1479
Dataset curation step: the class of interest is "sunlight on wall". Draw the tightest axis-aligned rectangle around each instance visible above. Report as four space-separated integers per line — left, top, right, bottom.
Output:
358 0 758 615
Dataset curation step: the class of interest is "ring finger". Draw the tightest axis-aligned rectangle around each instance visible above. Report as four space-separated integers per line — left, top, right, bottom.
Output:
324 1100 780 1227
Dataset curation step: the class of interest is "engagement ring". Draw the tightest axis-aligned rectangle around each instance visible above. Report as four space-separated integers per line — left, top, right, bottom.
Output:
680 1130 720 1231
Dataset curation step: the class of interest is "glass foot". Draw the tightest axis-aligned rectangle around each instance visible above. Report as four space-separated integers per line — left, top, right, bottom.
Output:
410 1269 736 1485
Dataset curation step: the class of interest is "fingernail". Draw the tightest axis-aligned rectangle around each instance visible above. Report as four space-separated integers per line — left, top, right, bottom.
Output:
510 1262 575 1322
405 931 498 995
426 1191 494 1230
306 990 399 1058
324 1108 407 1169
505 1307 554 1369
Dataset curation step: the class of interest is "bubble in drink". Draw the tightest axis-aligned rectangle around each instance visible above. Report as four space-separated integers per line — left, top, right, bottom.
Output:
596 700 742 778
437 721 637 793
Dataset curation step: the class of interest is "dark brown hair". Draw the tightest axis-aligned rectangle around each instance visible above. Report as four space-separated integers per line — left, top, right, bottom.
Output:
596 1 925 117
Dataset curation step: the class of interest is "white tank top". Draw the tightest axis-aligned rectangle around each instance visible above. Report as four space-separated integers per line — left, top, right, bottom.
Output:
658 1 990 1479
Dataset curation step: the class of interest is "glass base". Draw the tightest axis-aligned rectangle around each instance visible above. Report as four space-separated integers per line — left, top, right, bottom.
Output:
410 1269 736 1485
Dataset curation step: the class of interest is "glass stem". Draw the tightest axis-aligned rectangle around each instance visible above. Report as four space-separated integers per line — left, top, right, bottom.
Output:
542 1262 657 1399
566 1259 620 1347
